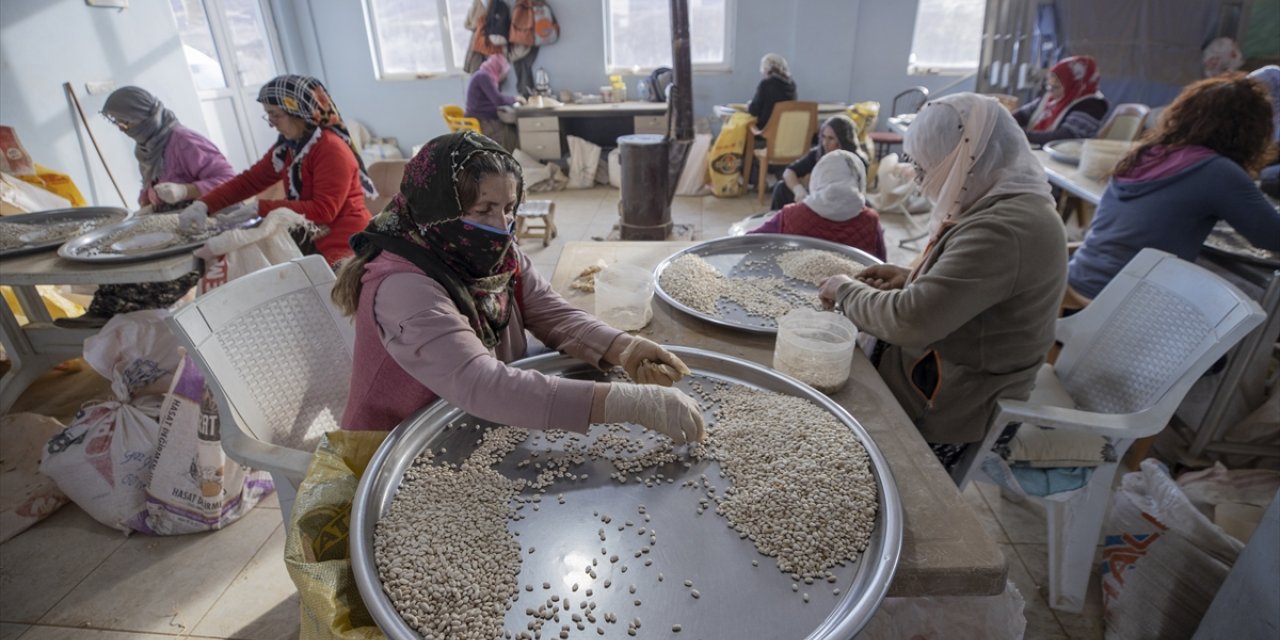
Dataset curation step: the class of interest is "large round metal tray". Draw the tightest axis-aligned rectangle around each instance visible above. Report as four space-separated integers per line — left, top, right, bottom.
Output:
351 348 902 640
58 213 259 263
1043 139 1084 165
0 206 129 258
653 234 882 334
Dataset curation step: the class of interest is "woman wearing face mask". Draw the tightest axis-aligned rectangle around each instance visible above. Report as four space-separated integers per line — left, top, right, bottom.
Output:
1012 55 1109 145
818 94 1067 471
178 75 375 265
332 132 704 443
770 115 869 211
466 54 525 150
751 150 886 261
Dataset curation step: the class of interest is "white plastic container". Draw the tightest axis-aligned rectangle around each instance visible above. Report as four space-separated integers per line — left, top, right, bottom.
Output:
594 263 655 331
773 309 858 393
1079 139 1135 180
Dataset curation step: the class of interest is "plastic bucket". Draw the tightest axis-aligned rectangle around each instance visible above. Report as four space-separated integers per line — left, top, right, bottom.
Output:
594 263 655 331
773 309 858 393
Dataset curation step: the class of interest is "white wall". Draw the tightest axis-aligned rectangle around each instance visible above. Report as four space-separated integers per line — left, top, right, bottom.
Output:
0 0 208 207
274 0 974 156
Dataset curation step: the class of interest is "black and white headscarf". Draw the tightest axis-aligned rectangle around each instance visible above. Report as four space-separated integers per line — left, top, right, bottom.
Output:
257 75 375 200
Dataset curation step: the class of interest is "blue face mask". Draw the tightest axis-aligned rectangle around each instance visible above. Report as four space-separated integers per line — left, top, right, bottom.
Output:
469 220 515 236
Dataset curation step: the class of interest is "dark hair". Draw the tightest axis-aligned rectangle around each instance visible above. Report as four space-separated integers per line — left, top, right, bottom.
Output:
1115 73 1276 177
330 149 522 316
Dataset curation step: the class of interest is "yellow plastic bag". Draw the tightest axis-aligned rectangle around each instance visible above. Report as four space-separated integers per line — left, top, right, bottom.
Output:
16 164 87 207
708 112 755 197
1 285 85 323
284 430 391 640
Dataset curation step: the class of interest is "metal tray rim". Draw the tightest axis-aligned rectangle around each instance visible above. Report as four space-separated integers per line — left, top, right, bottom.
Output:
652 233 883 335
57 214 256 263
0 206 130 259
350 346 903 640
1043 138 1084 166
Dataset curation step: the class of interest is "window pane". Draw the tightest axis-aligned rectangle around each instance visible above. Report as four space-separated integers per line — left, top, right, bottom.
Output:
169 0 227 90
222 0 280 86
607 0 728 70
444 0 474 69
369 0 447 76
910 0 985 71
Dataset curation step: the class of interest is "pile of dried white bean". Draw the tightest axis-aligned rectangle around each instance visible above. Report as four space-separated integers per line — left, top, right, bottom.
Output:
0 217 117 252
74 214 211 256
776 249 867 285
660 253 820 323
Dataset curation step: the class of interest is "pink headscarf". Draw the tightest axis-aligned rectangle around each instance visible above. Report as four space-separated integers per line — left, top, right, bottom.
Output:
480 54 510 82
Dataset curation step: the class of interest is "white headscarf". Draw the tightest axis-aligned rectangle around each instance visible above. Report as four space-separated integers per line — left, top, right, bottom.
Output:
803 150 867 221
904 93 1053 239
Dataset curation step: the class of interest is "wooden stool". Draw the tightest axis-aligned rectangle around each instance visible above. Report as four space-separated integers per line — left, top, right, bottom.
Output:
515 200 557 247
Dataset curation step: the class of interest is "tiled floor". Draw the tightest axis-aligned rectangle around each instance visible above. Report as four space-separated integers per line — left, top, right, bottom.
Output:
0 186 1102 639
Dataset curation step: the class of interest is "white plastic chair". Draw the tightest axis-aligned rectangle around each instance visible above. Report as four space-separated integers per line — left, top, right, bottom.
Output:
951 248 1265 612
166 256 355 529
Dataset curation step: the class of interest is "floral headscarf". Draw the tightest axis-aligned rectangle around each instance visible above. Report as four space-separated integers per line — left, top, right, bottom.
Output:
257 74 375 201
102 86 179 186
1027 56 1102 133
351 131 524 348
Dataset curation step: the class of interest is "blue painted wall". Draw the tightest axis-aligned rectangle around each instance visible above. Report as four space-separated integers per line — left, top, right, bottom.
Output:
0 0 208 207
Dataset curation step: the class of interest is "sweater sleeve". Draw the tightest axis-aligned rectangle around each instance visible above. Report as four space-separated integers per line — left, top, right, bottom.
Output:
168 129 236 195
255 136 355 225
1025 98 1108 145
836 220 1021 348
787 148 820 177
1213 161 1280 251
200 150 282 214
374 271 598 432
514 253 624 367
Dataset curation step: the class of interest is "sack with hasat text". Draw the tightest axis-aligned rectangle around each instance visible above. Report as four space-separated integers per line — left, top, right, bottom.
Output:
197 208 307 295
708 112 754 197
140 352 273 535
39 310 182 533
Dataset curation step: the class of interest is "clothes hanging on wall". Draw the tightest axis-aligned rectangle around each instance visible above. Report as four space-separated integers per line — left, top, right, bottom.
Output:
512 46 540 97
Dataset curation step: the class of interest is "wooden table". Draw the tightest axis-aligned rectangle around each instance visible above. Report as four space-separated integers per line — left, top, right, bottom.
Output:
0 250 198 413
514 101 669 160
548 241 1007 597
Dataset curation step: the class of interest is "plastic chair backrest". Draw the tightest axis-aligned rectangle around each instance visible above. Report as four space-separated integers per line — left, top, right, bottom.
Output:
891 87 930 117
1097 103 1150 142
441 104 465 120
364 159 408 214
760 100 818 163
166 255 355 482
441 104 482 133
1054 248 1264 426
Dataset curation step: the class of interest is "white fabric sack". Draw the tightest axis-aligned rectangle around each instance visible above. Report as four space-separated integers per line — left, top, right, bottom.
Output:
674 133 712 196
1102 459 1244 640
566 135 602 189
142 353 273 535
0 172 71 213
197 208 306 294
867 153 930 216
39 310 183 533
512 148 555 190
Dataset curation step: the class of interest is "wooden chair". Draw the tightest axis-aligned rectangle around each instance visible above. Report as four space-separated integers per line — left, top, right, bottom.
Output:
1096 103 1150 142
515 200 557 247
868 87 929 160
745 101 818 203
441 104 482 134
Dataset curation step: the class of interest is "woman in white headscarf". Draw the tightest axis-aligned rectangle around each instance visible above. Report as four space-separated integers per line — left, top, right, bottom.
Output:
818 93 1067 470
749 150 886 260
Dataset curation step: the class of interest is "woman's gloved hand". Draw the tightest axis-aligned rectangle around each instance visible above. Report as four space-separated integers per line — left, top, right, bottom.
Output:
178 201 210 234
594 383 705 444
154 182 193 204
616 335 692 386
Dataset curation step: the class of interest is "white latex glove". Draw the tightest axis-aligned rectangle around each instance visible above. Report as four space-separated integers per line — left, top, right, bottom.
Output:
214 203 259 228
154 182 191 204
178 200 210 234
792 184 807 200
598 383 705 444
617 336 692 386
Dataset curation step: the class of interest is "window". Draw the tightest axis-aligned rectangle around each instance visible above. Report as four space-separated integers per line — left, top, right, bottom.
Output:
363 0 475 79
605 0 733 73
909 0 986 75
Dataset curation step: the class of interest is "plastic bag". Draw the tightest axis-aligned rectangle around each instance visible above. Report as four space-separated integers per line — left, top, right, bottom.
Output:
859 579 1027 639
868 153 931 218
708 112 753 197
284 430 390 640
141 353 274 535
566 135 601 189
1102 459 1244 640
197 208 307 294
674 133 713 196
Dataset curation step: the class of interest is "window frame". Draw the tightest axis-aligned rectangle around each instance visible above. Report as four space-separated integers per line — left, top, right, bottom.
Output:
602 0 736 75
907 0 986 77
361 0 470 81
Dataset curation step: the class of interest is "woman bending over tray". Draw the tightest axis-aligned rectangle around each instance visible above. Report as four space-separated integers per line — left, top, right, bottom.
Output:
332 131 704 442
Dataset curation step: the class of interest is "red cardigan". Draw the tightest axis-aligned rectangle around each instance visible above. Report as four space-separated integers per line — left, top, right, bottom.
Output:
200 129 371 264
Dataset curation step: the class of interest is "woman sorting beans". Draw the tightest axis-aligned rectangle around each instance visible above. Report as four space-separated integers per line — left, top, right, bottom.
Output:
818 93 1067 470
333 131 704 443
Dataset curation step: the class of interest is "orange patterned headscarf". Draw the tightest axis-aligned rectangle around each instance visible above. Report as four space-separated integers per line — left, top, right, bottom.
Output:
258 74 375 199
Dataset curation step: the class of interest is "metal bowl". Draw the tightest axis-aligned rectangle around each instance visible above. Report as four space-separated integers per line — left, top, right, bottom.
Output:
0 206 129 258
351 347 902 640
653 234 882 334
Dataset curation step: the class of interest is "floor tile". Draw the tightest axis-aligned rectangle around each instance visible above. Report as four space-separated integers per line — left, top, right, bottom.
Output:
0 505 127 623
192 526 298 640
1013 544 1105 640
5 628 183 640
1000 543 1069 639
977 480 1050 544
962 482 1009 544
37 507 280 635
0 623 29 640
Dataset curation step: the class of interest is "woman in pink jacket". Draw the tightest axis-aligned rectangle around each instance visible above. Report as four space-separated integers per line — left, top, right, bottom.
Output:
332 131 703 440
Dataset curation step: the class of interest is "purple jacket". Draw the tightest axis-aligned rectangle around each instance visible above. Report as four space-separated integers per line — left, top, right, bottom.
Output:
141 125 235 207
465 72 516 121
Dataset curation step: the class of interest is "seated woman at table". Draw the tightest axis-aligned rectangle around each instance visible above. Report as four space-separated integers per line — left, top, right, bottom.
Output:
331 131 704 442
770 115 869 210
818 94 1067 471
750 150 886 261
1012 56 1109 145
178 75 375 266
56 87 237 329
466 54 525 151
1066 73 1280 306
748 53 797 131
